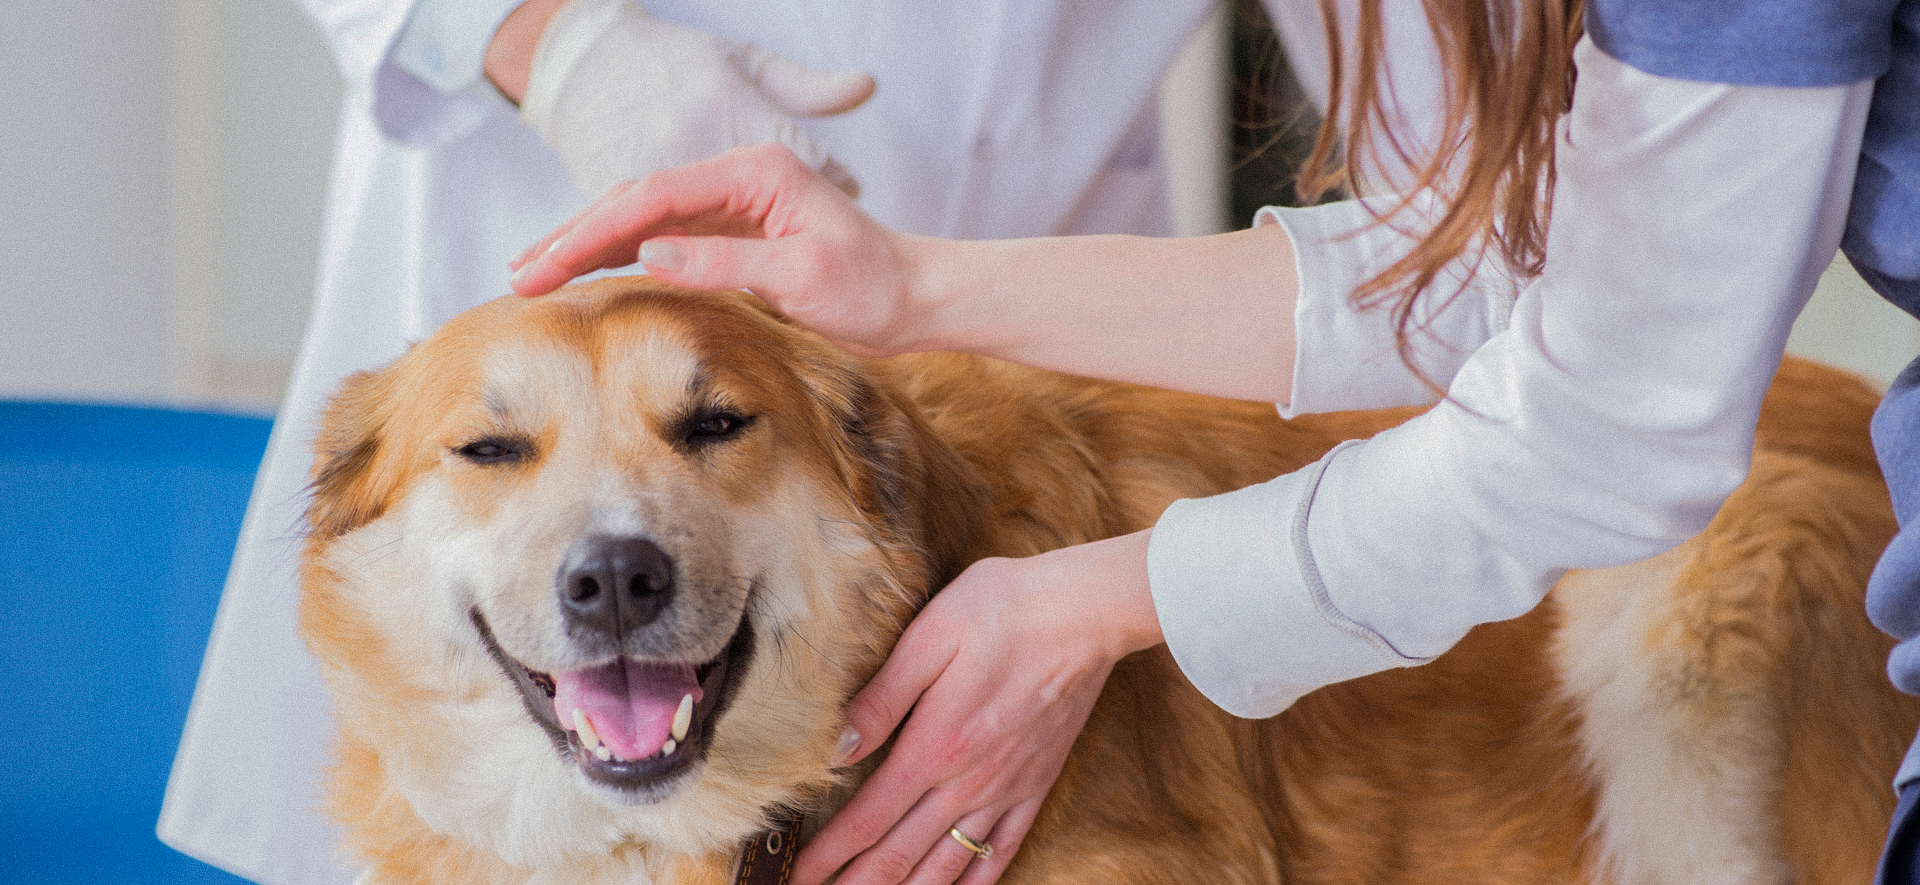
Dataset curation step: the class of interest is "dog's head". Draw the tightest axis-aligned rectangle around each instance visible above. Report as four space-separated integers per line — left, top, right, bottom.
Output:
299 278 989 867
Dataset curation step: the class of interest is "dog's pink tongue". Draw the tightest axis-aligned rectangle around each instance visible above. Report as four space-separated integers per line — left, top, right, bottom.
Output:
552 659 701 761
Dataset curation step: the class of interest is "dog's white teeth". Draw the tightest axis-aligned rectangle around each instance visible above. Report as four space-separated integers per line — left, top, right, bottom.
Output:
672 693 693 743
571 702 689 763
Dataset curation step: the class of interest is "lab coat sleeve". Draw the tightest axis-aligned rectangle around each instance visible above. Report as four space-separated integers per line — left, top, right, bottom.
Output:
1149 38 1873 719
295 0 523 143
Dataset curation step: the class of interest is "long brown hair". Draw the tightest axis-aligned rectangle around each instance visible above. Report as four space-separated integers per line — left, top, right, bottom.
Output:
1297 0 1585 369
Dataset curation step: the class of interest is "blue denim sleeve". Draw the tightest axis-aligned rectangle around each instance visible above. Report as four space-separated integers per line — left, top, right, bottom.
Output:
1843 0 1920 314
1585 0 1899 86
1871 361 1920 788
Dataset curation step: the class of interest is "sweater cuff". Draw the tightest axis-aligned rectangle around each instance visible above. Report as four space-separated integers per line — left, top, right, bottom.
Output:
1257 196 1518 419
1146 441 1428 719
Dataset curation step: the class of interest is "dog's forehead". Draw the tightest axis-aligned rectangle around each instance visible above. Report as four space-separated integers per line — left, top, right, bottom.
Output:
464 287 797 423
475 321 703 416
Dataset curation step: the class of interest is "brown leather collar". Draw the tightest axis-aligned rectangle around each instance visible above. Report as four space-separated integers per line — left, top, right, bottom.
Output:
731 809 805 885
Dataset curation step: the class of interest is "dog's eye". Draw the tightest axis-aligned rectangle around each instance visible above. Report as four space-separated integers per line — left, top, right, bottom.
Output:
455 438 526 465
686 411 753 445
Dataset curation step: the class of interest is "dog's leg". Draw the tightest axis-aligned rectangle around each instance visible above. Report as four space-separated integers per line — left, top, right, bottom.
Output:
1553 540 1791 885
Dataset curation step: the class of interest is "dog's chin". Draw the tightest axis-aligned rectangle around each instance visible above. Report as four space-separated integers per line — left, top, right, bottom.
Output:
470 609 756 805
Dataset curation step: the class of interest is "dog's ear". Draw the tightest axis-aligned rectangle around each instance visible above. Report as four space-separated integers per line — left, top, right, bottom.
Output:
877 392 995 587
307 367 408 538
800 355 993 590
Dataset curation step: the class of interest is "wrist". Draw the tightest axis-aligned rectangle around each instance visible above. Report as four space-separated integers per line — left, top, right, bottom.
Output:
1034 531 1165 663
898 234 976 355
485 0 570 104
903 235 1033 358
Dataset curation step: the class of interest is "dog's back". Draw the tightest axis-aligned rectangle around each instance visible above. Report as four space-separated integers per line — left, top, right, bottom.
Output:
889 348 1910 885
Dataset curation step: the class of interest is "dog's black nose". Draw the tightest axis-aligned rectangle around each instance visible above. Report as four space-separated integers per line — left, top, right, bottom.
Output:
557 536 675 640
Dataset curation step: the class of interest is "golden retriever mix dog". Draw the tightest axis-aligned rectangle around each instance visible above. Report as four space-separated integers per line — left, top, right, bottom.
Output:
301 276 1917 885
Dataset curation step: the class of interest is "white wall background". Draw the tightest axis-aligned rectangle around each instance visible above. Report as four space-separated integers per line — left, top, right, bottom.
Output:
2 0 338 416
1 2 1913 419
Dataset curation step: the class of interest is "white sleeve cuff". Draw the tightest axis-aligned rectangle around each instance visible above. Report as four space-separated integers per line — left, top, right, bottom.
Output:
1147 442 1431 719
1257 196 1520 419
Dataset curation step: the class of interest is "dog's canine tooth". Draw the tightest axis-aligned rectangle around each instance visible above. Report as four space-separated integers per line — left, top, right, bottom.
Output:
573 709 604 753
672 693 693 743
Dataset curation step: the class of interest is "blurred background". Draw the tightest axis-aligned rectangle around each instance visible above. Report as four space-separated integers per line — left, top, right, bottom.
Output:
3 0 336 416
0 2 1912 884
5 1 1911 417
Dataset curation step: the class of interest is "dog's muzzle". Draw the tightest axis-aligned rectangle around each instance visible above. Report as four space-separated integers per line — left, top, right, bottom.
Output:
471 533 757 801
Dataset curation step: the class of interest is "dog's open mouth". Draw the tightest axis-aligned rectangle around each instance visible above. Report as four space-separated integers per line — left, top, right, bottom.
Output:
472 610 754 796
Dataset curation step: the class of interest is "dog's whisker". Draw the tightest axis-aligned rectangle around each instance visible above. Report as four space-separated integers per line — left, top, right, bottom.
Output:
734 574 867 684
337 535 405 568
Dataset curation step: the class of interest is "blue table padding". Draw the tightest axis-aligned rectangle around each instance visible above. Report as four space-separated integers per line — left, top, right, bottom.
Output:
0 402 270 884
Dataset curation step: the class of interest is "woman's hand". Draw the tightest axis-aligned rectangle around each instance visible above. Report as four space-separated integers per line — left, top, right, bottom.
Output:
792 531 1165 885
511 143 1301 402
510 143 934 357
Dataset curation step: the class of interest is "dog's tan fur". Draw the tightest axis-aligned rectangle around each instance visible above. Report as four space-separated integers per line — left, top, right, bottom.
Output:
301 277 1918 885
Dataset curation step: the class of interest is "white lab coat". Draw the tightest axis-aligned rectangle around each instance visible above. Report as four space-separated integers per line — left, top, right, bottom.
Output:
159 2 1365 882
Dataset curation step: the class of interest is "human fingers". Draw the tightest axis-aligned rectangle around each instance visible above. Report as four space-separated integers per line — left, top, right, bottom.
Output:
740 46 876 117
800 563 1112 885
832 603 966 770
630 234 852 314
787 625 961 885
818 157 861 198
510 144 820 296
508 181 642 291
823 791 1004 885
899 808 1008 885
806 626 1090 885
947 800 1040 885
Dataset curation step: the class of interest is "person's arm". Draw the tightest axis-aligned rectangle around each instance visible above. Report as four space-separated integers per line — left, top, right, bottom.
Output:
1153 39 1875 716
512 143 1303 401
369 0 877 192
502 0 874 198
510 145 1523 407
482 0 567 104
801 44 1873 885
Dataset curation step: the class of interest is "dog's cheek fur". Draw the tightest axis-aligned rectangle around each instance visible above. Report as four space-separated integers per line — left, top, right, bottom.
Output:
309 494 661 871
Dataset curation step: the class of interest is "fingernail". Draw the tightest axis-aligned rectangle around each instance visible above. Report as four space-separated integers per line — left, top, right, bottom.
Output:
639 240 684 274
832 726 862 767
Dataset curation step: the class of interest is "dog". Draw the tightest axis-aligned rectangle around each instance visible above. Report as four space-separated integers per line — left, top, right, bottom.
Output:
300 276 1918 885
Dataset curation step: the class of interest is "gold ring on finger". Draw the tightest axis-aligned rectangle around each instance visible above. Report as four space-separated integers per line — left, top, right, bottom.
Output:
948 827 993 861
